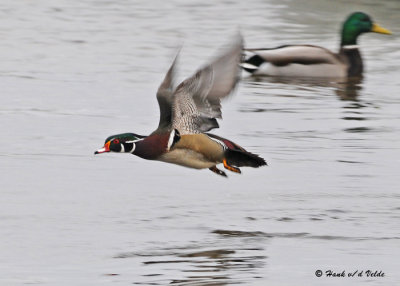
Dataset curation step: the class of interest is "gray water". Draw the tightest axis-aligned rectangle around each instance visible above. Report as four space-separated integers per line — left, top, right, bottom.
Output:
1 0 400 285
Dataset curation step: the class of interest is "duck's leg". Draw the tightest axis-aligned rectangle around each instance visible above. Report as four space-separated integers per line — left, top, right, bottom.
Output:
209 166 227 177
223 159 241 174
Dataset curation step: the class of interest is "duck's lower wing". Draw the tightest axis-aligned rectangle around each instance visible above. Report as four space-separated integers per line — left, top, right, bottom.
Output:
242 45 347 78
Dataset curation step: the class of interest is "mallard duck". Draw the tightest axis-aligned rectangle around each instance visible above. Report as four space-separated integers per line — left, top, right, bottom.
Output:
242 12 391 78
95 34 267 177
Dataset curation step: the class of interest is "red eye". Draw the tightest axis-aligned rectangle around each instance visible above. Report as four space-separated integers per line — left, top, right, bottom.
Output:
113 139 120 144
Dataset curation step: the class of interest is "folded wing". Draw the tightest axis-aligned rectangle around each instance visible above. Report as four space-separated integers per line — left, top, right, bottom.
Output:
245 45 341 66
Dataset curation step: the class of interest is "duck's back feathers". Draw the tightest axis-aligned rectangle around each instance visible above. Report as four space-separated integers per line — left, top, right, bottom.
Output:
242 45 347 78
245 45 340 65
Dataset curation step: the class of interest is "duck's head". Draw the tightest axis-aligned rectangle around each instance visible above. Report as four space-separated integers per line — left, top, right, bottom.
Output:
94 129 181 158
94 133 145 154
341 12 391 46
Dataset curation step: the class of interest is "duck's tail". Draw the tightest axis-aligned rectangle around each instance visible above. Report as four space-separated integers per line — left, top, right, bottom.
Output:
206 133 267 171
240 53 265 74
225 149 267 168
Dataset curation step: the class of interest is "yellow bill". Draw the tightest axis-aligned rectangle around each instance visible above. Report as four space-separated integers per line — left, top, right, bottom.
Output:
371 23 392 35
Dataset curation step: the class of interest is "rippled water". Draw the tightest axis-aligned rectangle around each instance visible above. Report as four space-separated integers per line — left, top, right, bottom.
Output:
1 0 400 285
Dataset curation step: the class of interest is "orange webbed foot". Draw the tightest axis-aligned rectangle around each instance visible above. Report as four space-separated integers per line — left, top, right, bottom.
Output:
223 159 241 174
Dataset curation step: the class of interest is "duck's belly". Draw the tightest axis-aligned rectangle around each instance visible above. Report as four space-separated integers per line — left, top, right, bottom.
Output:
254 62 347 78
158 149 218 169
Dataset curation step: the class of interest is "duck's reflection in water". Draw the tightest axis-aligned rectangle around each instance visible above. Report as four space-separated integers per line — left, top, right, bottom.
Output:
242 76 374 125
117 230 269 285
333 77 363 101
243 75 363 101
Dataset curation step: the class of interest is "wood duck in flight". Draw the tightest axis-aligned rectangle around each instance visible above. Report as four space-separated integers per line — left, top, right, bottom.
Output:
95 34 267 177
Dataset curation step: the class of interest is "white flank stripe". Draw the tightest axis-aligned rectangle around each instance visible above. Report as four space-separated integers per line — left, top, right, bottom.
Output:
167 130 175 151
208 136 227 150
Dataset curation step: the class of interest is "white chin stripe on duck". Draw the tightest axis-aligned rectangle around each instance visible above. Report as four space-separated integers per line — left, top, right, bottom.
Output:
121 141 136 153
122 139 143 153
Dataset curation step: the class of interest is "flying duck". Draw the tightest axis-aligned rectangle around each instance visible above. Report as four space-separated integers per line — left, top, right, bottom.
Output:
242 12 392 78
95 34 267 177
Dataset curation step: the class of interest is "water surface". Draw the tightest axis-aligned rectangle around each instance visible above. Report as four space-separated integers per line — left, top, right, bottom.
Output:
1 0 399 285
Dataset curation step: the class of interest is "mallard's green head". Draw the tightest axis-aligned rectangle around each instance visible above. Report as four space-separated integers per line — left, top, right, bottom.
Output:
341 12 391 46
94 133 144 154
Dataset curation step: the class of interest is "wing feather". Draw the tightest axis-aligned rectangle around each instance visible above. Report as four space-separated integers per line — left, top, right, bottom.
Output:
172 34 243 135
154 51 179 134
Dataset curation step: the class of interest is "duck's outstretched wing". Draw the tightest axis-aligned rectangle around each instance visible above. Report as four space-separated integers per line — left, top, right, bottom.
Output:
154 51 179 134
171 33 243 135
